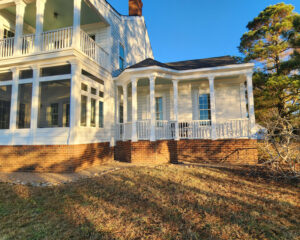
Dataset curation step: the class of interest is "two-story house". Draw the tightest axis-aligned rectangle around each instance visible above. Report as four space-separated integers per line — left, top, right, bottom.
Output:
0 0 258 172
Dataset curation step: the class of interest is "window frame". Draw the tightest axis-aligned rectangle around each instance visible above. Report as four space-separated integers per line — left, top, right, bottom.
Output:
119 43 125 70
198 93 211 121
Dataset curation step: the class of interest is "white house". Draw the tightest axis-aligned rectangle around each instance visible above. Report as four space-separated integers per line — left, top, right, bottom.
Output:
0 0 258 172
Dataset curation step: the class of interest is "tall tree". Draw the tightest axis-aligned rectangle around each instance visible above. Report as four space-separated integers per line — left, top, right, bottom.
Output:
239 3 299 127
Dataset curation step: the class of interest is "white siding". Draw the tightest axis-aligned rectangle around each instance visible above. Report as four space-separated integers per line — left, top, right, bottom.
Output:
215 83 243 120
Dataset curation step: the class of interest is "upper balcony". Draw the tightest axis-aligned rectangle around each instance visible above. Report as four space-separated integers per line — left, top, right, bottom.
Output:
0 0 110 71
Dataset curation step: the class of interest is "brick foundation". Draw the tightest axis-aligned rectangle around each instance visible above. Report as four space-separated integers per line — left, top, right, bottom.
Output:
0 142 114 173
115 139 258 165
0 139 258 173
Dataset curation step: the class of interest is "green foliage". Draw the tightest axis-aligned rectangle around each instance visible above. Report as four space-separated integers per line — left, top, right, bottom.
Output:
239 3 300 128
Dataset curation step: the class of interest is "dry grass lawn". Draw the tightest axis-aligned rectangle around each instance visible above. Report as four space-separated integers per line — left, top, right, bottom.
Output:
0 164 299 240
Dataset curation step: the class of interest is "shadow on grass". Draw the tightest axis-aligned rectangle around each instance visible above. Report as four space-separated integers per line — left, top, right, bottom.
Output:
0 166 299 239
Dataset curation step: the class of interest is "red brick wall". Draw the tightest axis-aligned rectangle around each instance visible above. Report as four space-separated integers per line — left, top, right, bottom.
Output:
0 143 114 173
115 139 258 165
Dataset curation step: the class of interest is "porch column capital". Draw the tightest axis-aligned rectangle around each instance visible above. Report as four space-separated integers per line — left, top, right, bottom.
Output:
208 76 217 140
149 75 156 141
246 72 256 137
14 0 26 8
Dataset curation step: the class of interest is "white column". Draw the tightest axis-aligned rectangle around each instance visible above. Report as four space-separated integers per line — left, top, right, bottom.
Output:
68 61 81 144
72 0 82 49
173 79 179 140
209 75 217 140
246 72 256 136
10 68 19 131
14 0 26 56
122 83 128 141
34 0 46 52
131 78 138 142
30 66 39 130
149 75 156 141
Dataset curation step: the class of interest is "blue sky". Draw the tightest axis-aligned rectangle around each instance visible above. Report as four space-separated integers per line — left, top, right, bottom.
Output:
109 0 299 63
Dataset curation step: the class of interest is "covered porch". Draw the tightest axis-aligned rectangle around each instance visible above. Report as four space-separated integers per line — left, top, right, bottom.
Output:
114 60 256 142
0 0 110 70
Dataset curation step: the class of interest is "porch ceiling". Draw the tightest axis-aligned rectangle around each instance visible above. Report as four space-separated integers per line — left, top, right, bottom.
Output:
4 0 104 31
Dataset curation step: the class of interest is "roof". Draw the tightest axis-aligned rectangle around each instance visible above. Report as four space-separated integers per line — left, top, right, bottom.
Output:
127 56 239 71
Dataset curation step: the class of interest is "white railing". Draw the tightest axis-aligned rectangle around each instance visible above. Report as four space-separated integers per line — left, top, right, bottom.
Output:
155 120 176 140
179 120 211 139
80 30 109 70
0 37 14 58
41 27 73 52
216 119 249 139
137 120 150 140
22 34 35 55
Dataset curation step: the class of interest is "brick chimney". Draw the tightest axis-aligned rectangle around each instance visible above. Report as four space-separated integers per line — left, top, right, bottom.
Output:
129 0 143 16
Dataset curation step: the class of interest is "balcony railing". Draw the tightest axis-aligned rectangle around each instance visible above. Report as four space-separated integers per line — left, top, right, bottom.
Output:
41 27 73 52
116 119 250 141
0 37 14 58
0 27 109 70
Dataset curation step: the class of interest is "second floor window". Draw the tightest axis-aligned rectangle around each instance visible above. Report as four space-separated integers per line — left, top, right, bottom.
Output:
3 28 14 39
119 44 125 70
199 94 211 120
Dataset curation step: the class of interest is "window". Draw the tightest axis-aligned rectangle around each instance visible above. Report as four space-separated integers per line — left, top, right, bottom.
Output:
119 104 123 123
38 80 70 128
198 94 211 120
155 97 163 120
81 95 87 126
81 83 88 91
40 64 71 77
99 91 104 98
19 69 33 79
119 44 125 70
3 28 14 38
99 101 104 128
17 83 32 129
91 87 97 95
0 72 12 82
82 70 104 85
91 98 96 127
89 34 96 41
50 103 59 127
63 103 70 127
0 85 12 129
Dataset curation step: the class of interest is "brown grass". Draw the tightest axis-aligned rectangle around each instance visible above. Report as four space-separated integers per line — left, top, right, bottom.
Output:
0 164 299 240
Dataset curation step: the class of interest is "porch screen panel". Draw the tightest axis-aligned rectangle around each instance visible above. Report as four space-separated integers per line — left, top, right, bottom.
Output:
81 95 87 127
17 83 32 129
0 85 12 129
38 80 70 128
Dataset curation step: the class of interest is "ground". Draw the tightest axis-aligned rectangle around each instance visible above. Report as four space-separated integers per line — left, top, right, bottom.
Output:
0 163 299 240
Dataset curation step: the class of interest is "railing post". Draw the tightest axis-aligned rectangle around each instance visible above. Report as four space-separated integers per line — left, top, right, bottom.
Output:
246 72 256 137
122 83 128 141
14 0 26 56
34 0 46 53
172 79 179 141
149 75 156 141
72 0 82 49
131 78 138 142
209 75 217 140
